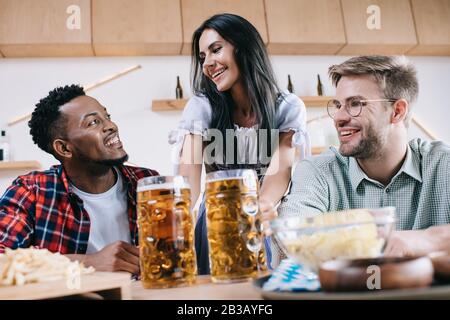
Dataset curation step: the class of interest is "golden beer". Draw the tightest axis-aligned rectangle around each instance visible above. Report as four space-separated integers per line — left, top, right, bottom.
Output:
205 170 266 283
137 176 197 289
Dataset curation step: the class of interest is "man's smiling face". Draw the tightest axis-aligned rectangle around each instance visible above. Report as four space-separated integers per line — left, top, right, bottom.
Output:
59 95 128 165
334 75 392 159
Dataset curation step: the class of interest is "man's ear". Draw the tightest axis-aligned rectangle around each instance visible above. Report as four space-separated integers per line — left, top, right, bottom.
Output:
391 99 409 125
53 139 72 159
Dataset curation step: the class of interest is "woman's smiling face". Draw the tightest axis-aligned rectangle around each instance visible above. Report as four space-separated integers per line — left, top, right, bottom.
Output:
199 28 241 92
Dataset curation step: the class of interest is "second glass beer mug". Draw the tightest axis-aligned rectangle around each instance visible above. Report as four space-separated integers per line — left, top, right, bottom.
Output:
205 169 267 283
137 176 197 288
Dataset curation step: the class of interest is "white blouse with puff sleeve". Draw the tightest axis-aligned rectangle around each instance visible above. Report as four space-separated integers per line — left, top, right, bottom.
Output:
168 92 311 171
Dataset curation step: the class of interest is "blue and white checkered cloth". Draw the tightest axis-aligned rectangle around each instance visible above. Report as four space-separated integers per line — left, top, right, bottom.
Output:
262 258 321 292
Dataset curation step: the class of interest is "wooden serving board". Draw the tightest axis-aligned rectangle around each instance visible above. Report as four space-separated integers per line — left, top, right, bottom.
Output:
0 272 132 300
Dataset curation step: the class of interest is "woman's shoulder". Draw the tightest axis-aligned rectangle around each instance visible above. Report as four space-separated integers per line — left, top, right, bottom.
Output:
277 91 305 109
276 91 306 118
274 91 308 130
183 94 212 121
186 94 211 109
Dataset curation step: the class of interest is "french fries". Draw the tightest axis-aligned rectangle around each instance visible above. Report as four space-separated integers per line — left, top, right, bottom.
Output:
0 248 94 286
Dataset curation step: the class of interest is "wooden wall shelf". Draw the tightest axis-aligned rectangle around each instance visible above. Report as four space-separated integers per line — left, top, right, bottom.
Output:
152 99 187 111
152 96 333 111
0 161 41 171
312 146 327 155
300 96 334 107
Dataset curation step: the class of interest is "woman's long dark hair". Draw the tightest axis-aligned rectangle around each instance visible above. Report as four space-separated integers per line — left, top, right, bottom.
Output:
191 13 281 161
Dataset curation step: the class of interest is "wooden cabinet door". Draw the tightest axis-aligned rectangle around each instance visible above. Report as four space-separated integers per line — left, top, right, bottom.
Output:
0 0 93 57
265 0 346 55
338 0 417 55
92 0 182 55
408 0 450 56
180 0 267 54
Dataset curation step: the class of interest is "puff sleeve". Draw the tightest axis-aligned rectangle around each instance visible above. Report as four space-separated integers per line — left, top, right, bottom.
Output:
276 92 311 159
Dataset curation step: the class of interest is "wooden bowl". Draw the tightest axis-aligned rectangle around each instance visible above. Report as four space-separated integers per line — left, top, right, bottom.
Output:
429 251 450 282
319 256 434 292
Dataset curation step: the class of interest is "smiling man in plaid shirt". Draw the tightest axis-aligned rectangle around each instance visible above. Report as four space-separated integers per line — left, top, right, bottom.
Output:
0 85 158 274
270 56 450 266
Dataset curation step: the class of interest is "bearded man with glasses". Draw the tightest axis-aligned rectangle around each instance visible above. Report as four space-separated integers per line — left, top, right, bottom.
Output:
271 55 450 264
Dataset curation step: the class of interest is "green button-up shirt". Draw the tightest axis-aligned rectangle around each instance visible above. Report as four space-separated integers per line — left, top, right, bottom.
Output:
278 138 450 230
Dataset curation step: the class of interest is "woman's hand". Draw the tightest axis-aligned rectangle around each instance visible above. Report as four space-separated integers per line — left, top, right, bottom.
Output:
258 132 295 236
178 134 203 209
259 199 277 236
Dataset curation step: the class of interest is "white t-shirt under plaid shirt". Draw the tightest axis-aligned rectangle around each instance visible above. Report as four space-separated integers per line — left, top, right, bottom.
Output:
272 138 450 265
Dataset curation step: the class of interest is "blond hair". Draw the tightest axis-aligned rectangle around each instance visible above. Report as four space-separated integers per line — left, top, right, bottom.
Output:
329 55 419 125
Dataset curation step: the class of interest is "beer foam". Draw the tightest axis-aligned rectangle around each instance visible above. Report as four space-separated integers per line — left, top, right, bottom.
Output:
137 182 189 192
206 176 258 190
206 176 244 183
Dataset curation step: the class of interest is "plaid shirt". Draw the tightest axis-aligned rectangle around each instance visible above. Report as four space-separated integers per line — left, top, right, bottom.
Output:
0 165 158 254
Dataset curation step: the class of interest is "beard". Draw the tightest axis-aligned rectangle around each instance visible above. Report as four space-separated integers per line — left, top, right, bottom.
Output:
339 123 387 159
76 149 129 168
95 154 129 166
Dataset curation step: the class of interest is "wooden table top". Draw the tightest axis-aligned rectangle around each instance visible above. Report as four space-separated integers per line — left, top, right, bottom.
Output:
131 275 263 300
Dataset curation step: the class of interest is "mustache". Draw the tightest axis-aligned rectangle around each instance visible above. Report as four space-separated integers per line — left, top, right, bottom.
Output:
336 122 362 129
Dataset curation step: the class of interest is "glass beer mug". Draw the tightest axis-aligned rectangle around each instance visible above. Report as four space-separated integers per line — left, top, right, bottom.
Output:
137 176 197 288
205 169 267 283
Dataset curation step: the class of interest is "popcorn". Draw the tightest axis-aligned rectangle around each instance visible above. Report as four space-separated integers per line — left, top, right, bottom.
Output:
281 209 385 272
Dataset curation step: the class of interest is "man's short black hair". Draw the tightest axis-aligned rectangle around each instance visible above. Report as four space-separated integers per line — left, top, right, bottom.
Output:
29 84 85 155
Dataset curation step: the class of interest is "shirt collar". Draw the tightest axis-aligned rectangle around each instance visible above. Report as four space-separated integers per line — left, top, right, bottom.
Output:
57 164 134 195
118 165 138 206
348 145 422 191
348 157 369 191
401 144 422 183
56 165 72 193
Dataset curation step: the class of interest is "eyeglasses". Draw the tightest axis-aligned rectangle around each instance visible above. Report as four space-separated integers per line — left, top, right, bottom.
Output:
327 98 397 119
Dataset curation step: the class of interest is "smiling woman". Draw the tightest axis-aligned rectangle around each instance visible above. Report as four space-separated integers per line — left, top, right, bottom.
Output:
198 29 241 93
169 14 311 275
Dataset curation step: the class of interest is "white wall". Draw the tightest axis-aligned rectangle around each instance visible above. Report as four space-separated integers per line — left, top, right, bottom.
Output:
1 55 449 193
